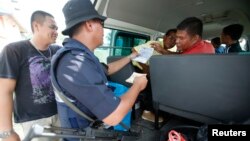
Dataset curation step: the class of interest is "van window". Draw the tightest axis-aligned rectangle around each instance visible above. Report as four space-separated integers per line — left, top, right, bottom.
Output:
94 28 149 63
239 37 249 51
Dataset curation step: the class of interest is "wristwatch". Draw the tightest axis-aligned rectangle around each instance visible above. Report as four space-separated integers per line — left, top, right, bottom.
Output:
0 129 15 139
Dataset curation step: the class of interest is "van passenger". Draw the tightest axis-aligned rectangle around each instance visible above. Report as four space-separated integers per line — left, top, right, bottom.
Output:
176 17 215 54
221 24 244 53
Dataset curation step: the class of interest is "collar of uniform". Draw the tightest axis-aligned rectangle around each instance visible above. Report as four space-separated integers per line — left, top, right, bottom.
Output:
63 38 96 59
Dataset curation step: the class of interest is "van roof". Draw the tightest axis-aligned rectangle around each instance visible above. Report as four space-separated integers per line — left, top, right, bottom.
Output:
97 0 250 39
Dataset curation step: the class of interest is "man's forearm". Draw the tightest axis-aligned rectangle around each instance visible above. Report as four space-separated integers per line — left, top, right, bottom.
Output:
0 91 14 131
0 79 16 131
107 56 131 75
120 84 141 109
103 84 142 126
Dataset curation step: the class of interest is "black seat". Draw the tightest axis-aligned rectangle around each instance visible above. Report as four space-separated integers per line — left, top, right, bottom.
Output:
149 54 250 128
107 56 135 87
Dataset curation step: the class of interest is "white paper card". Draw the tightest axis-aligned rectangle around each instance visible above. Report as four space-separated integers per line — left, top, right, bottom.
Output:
126 72 147 83
132 47 154 64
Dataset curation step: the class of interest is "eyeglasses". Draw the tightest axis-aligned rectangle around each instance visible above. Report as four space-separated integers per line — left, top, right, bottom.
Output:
92 19 104 27
100 20 104 27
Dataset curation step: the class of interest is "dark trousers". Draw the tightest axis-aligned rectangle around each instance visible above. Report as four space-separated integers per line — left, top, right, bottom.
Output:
140 76 154 112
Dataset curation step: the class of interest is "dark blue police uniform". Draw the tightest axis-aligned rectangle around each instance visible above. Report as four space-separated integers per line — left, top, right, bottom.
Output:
54 38 120 129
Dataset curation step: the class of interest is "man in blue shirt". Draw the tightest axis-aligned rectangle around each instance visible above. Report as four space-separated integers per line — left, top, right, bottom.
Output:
52 0 148 136
211 37 225 54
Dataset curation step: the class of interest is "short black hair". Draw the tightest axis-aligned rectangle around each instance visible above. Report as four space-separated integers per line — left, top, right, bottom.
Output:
222 24 244 40
30 10 54 32
165 28 177 36
211 37 221 46
68 22 85 38
177 17 203 37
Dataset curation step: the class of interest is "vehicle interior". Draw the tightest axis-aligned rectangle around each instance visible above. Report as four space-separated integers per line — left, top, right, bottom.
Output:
3 0 249 140
150 54 250 128
92 0 250 141
98 0 250 40
94 0 250 62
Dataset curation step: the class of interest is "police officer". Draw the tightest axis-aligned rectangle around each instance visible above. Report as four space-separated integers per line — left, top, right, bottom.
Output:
52 0 148 137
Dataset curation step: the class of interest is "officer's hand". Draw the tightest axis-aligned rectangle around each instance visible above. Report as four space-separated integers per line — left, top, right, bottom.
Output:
133 75 148 91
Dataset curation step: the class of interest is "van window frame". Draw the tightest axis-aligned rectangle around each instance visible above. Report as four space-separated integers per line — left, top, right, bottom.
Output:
94 27 150 63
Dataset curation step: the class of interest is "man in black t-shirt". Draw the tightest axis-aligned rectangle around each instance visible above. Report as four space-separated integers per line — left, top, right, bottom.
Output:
0 10 60 141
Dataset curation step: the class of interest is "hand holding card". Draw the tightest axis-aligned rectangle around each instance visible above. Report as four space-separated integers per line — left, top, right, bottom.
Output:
125 72 147 83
